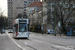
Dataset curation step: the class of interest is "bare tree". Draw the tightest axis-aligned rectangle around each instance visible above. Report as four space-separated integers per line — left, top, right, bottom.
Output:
56 0 75 33
47 0 75 33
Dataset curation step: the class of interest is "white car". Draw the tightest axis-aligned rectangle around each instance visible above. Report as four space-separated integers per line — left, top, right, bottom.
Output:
47 29 57 34
8 29 13 33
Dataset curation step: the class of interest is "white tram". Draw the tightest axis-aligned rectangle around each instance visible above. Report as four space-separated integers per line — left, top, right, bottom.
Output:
12 18 29 38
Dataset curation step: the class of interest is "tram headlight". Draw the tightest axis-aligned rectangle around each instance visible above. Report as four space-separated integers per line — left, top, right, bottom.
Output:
19 33 21 34
25 33 27 34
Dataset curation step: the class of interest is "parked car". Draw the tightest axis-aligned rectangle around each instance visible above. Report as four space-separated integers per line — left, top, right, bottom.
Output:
8 29 13 33
47 29 57 34
1 28 5 34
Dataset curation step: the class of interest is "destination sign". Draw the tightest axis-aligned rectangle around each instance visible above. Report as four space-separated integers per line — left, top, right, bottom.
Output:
19 20 27 23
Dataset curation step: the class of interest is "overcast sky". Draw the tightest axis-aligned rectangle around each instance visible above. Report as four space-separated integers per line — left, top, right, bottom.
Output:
0 0 7 16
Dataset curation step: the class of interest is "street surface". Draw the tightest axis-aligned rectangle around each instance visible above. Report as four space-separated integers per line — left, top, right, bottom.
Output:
0 33 21 50
21 32 75 50
7 30 75 50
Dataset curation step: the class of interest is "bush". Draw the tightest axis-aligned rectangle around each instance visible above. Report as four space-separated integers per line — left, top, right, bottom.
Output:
30 25 41 32
31 29 35 32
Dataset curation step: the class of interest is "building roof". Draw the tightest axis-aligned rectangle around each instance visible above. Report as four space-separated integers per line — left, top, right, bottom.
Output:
28 1 42 7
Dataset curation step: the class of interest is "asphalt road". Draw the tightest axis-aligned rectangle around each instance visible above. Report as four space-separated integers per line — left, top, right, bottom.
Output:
6 30 75 50
0 34 21 50
18 32 75 50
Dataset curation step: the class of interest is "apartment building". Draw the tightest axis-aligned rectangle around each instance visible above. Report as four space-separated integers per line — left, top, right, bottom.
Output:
7 0 40 28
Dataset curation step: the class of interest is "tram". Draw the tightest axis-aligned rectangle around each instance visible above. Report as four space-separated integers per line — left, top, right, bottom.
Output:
12 18 29 38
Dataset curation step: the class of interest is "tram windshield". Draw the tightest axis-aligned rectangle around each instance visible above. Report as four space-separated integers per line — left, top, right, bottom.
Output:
19 23 27 32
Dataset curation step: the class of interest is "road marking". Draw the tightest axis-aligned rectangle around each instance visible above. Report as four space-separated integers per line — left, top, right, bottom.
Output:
6 30 25 50
24 42 37 50
54 45 74 49
31 38 75 50
24 42 28 45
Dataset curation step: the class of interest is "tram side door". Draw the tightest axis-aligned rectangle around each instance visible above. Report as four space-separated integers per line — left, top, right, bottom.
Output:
14 24 18 36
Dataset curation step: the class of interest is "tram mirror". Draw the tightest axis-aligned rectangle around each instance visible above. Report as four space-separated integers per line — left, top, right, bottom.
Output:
14 25 16 27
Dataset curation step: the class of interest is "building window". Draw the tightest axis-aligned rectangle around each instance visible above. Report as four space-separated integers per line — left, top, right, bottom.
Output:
24 9 26 11
24 12 26 13
9 13 10 14
24 1 27 3
30 2 31 4
9 5 10 6
11 7 12 9
26 4 28 6
36 0 38 1
9 0 12 1
11 5 12 6
11 10 13 12
8 7 10 9
9 20 12 22
44 0 46 2
27 2 29 3
11 2 13 4
24 4 26 6
9 5 12 7
9 18 13 19
8 10 10 12
8 2 10 4
9 23 12 25
9 15 11 17
29 2 30 4
24 7 26 8
11 13 12 14
73 4 75 8
8 14 10 16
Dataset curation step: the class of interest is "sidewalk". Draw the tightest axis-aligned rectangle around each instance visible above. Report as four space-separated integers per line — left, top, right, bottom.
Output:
31 32 75 40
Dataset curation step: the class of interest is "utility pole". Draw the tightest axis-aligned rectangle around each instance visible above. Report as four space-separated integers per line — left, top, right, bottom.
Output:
54 0 56 36
41 0 43 35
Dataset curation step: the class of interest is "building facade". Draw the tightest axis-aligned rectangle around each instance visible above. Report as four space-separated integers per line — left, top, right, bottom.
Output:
26 1 42 26
7 0 40 28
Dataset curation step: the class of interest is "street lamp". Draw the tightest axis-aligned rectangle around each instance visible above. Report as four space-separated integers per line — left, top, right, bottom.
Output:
41 0 43 35
31 10 34 26
35 6 39 31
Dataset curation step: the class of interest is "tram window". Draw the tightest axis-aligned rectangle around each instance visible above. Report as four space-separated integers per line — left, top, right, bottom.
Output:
28 24 29 31
14 24 18 32
14 24 16 27
19 23 27 32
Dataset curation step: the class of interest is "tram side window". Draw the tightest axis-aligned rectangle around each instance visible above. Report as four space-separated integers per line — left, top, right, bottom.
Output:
14 24 18 32
28 24 29 31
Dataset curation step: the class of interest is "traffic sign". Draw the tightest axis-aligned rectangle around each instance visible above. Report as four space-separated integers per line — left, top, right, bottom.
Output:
58 21 61 26
38 26 40 28
41 25 43 30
